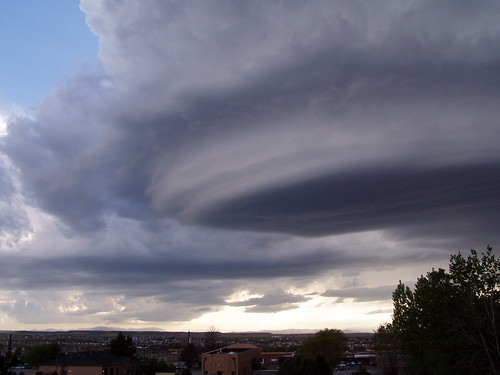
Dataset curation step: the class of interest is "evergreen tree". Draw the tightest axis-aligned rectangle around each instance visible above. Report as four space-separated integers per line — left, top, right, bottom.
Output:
110 332 137 359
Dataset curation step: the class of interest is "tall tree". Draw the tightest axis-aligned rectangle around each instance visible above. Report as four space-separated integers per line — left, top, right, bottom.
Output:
23 342 61 368
373 323 400 375
139 358 175 375
296 328 347 371
110 332 137 359
277 355 331 375
450 246 500 372
203 326 222 352
180 342 199 370
392 246 499 375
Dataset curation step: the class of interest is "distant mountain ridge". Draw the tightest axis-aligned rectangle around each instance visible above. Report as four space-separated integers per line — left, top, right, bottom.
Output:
0 328 373 337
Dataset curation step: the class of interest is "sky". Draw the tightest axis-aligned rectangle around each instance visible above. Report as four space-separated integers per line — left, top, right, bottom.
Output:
0 0 499 333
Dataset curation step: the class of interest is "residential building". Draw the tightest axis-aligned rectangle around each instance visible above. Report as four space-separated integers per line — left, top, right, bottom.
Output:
202 344 262 375
259 352 294 368
38 351 138 375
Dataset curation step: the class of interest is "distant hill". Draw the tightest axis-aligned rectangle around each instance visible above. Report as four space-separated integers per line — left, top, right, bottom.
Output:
0 329 373 338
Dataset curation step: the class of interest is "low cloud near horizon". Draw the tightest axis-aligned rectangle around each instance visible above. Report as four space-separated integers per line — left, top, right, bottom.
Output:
0 0 498 332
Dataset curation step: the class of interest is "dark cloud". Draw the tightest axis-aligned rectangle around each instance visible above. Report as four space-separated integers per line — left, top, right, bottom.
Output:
0 249 350 291
193 164 500 239
322 285 396 303
3 0 499 238
227 290 310 313
0 242 439 321
2 94 155 232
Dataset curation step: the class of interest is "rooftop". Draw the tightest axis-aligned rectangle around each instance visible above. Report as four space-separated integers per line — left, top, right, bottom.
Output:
40 351 135 367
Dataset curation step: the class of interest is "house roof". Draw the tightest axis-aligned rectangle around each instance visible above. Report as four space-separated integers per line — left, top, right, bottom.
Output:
225 344 260 350
40 351 135 367
204 343 261 355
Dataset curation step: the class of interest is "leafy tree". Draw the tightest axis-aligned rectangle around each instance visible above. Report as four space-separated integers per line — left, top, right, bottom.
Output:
352 369 373 375
110 332 137 359
0 354 7 375
392 246 499 375
139 358 175 375
1 347 22 375
373 323 400 375
296 328 348 371
23 342 61 368
277 355 330 375
11 347 22 368
180 342 199 371
450 246 500 372
203 326 223 352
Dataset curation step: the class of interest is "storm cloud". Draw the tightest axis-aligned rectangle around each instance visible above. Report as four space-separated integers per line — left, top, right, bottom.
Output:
0 0 498 331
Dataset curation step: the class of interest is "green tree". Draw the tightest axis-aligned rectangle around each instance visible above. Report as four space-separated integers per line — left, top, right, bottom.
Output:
277 355 330 375
0 353 7 375
450 246 500 372
373 323 400 375
296 328 348 371
11 347 22 367
392 246 500 375
180 342 199 370
139 358 175 375
352 369 372 375
23 342 61 368
110 332 137 359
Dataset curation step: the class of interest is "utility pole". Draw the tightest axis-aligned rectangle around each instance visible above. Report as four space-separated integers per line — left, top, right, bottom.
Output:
6 334 12 374
187 331 192 375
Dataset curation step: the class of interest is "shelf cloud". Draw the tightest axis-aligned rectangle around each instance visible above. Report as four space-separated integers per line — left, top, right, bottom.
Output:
0 0 498 331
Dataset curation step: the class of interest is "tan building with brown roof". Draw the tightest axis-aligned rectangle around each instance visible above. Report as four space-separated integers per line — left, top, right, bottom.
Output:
38 351 138 375
202 344 262 375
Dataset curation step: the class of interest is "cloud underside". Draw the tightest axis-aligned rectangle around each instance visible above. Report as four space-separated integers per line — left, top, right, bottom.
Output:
0 0 499 328
227 291 311 313
322 285 396 303
192 164 500 238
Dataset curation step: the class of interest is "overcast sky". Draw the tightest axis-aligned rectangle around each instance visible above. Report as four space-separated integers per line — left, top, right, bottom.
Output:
0 0 499 333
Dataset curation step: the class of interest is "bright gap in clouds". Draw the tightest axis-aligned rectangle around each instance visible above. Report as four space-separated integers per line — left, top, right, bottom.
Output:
175 292 394 333
0 114 6 137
